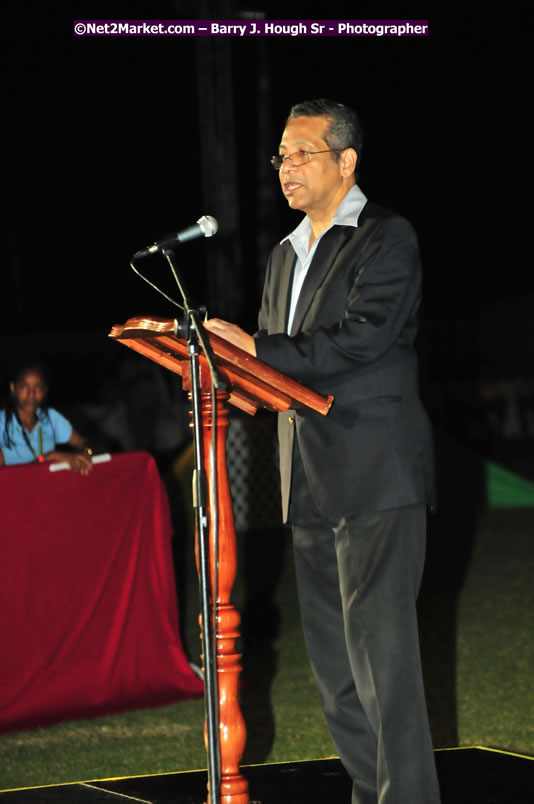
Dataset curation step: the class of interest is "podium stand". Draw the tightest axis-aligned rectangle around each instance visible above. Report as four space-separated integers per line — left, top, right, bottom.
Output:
109 316 333 803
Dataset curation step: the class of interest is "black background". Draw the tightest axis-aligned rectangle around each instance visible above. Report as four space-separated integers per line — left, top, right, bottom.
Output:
4 1 533 442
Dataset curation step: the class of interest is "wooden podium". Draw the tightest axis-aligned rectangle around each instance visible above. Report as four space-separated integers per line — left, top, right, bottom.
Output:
109 316 333 803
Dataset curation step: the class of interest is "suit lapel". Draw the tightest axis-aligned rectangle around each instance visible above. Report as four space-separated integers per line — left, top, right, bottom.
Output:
290 226 353 335
276 243 297 333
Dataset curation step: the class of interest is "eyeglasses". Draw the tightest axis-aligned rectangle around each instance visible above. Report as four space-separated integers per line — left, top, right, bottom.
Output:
270 149 340 171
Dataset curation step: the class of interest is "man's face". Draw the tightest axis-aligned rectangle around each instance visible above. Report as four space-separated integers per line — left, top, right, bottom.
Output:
277 115 350 216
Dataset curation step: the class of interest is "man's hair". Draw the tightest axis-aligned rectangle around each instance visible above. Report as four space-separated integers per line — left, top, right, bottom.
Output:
286 98 364 170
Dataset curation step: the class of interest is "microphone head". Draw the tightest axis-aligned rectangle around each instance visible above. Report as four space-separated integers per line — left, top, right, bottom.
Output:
197 215 218 238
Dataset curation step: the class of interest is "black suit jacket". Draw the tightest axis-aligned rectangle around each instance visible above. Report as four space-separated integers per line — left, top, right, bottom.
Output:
254 200 435 522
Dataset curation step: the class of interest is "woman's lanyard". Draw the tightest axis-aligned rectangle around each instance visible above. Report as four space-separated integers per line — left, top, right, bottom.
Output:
18 423 44 462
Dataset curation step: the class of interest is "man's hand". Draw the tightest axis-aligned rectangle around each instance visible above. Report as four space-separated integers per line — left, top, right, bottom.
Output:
204 319 256 356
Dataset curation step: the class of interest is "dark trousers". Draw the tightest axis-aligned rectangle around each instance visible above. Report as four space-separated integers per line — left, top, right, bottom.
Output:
288 450 441 804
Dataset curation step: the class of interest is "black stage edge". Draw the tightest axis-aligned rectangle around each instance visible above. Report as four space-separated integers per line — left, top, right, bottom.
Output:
1 749 533 803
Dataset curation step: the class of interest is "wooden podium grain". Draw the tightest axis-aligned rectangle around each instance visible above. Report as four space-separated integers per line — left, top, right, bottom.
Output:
109 316 332 803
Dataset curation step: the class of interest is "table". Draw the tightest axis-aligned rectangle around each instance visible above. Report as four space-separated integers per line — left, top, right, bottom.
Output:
0 451 203 734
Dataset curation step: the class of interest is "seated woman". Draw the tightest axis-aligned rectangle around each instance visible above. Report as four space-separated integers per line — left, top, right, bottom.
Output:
0 361 93 474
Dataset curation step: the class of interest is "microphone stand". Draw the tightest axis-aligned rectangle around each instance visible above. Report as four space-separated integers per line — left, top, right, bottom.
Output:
161 246 227 804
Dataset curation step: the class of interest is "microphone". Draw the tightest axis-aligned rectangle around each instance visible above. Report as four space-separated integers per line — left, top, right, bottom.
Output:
133 215 218 259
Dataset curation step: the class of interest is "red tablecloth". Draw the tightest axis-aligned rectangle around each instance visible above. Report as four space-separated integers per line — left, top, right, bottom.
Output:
0 451 203 734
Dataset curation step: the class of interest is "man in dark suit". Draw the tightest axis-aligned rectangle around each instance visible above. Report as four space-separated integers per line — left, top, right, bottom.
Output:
206 99 441 804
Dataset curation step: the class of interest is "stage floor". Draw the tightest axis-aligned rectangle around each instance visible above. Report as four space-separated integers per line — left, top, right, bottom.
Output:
1 748 533 803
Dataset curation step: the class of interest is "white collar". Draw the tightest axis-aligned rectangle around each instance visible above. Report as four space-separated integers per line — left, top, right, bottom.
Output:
280 184 368 248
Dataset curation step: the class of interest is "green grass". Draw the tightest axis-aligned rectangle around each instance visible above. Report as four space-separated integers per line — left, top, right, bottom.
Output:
454 510 534 754
1 510 532 791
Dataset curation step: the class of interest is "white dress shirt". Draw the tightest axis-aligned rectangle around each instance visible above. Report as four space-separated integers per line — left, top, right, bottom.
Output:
282 184 368 333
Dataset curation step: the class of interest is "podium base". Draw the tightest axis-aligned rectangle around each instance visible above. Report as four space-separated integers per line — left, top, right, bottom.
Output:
1 749 533 803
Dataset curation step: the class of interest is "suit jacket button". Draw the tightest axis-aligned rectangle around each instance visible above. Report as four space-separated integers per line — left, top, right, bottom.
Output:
288 416 294 426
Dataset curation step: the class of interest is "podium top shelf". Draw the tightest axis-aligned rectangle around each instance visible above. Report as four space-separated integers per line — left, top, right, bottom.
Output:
109 316 333 417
